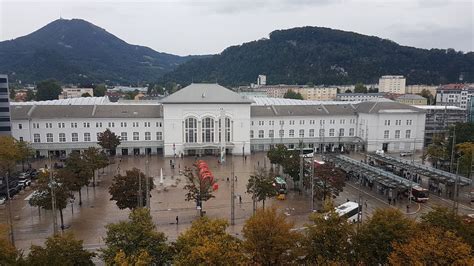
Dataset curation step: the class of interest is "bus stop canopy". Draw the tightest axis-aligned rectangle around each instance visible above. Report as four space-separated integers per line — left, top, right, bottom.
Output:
368 154 471 186
331 155 419 190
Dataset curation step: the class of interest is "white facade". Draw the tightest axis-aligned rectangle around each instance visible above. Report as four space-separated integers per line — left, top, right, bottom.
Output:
378 75 406 94
436 84 474 109
336 93 386 102
10 84 426 157
257 75 266 86
59 87 94 99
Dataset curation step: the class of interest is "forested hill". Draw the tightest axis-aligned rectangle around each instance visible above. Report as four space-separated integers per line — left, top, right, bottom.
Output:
0 19 198 84
161 26 474 86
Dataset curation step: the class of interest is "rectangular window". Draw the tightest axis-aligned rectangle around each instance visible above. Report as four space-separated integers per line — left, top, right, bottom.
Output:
108 122 115 128
58 123 65 128
33 134 41 143
320 120 325 125
33 123 39 129
279 120 284 125
156 132 163 141
156 122 162 127
121 132 127 141
46 123 52 128
406 130 411 139
309 129 314 137
84 133 91 142
340 119 345 124
121 122 127 127
289 120 295 125
46 133 53 143
384 130 389 139
268 130 274 138
299 129 304 138
349 128 355 136
96 122 102 128
71 122 77 128
300 120 304 125
84 122 90 128
329 129 335 137
406 120 413 125
258 130 264 138
133 132 139 141
250 130 254 138
145 122 151 127
339 128 344 137
145 132 151 140
18 124 22 129
395 120 401 126
279 129 284 138
72 133 78 142
251 121 254 126
319 129 325 137
289 129 295 137
385 120 391 126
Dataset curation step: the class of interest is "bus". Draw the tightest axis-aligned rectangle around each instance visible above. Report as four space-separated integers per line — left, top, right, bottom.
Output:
274 176 287 194
411 186 429 202
334 201 361 223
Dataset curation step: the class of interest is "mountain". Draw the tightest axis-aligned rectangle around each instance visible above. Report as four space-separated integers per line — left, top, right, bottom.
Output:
0 19 196 84
161 26 474 86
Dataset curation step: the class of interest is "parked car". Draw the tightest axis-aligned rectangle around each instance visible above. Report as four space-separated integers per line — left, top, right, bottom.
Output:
18 179 31 187
18 172 29 179
400 151 413 157
375 149 385 155
0 197 5 205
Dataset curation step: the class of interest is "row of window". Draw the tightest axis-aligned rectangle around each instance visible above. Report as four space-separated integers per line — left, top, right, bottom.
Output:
27 121 163 130
250 128 356 139
184 117 232 143
251 119 357 127
384 130 411 139
33 132 163 143
384 119 413 126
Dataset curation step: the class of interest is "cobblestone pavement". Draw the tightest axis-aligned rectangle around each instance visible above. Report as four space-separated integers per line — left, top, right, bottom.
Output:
1 152 472 253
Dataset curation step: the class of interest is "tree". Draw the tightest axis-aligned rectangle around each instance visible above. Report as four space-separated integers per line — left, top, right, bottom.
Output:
97 129 121 156
368 87 379 93
109 168 154 210
35 79 62 101
418 89 434 104
9 87 15 100
114 250 152 266
420 206 474 248
16 140 33 171
26 233 94 265
456 142 474 178
354 83 367 93
0 224 19 265
183 161 216 216
344 89 352 93
64 151 90 205
101 208 170 265
267 144 287 165
173 217 246 265
283 89 304 100
29 170 73 230
93 84 107 97
82 147 108 187
0 136 27 174
25 89 35 101
389 228 474 265
302 202 354 264
281 149 302 184
246 167 278 210
423 133 449 169
243 207 302 265
313 161 346 201
352 208 416 265
81 92 92 97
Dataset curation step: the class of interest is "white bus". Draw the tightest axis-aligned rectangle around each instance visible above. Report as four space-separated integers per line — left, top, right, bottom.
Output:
334 201 361 223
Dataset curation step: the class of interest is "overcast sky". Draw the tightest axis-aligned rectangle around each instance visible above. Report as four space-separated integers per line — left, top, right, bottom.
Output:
0 0 472 56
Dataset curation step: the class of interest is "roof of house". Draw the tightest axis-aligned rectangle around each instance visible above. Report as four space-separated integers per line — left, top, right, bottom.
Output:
10 105 162 120
354 101 424 114
160 83 253 104
396 94 426 100
251 104 357 117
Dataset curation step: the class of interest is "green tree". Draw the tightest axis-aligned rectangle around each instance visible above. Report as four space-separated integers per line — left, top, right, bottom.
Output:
313 161 346 201
281 149 302 185
418 89 434 104
389 228 474 265
173 217 246 265
456 142 474 178
0 136 28 174
9 87 15 100
109 168 154 210
93 84 107 97
25 89 35 101
81 92 92 97
354 83 367 93
97 128 121 156
243 207 302 265
283 89 304 100
0 224 19 265
29 170 73 230
82 147 108 187
368 87 379 93
64 151 90 205
114 249 152 266
36 79 62 101
423 133 449 168
26 233 94 265
344 89 352 93
246 167 278 210
420 206 474 248
183 163 216 216
352 208 416 265
302 202 354 264
101 208 170 265
267 144 288 165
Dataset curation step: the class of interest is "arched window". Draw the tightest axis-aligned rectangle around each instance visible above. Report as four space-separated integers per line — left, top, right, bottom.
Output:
202 117 214 143
185 117 197 143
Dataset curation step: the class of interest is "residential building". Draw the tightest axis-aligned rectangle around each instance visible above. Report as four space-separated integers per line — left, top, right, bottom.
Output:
250 85 337 100
413 105 466 146
0 74 10 136
406 85 437 97
257 75 266 86
59 87 94 99
378 75 406 94
469 96 474 123
436 84 474 109
336 93 386 102
395 94 427 105
10 83 426 157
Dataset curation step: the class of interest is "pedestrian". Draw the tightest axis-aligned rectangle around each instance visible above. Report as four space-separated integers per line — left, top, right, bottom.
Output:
235 176 238 182
239 195 242 204
406 205 410 213
244 155 247 161
393 197 396 204
176 216 179 225
364 200 368 209
388 197 392 205
227 177 229 182
346 198 350 202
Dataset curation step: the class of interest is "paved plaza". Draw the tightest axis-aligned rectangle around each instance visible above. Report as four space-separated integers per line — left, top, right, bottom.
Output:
1 152 473 253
